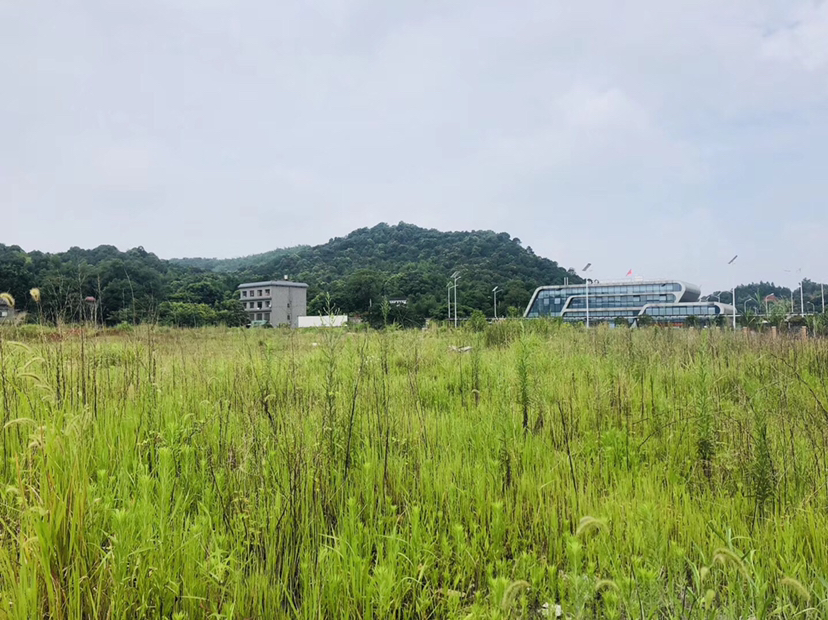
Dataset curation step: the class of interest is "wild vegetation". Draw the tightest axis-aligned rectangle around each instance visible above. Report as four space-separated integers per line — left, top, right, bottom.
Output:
0 322 826 618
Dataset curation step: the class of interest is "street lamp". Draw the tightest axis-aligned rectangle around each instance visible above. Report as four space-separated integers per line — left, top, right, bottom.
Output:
582 263 592 328
492 286 500 320
451 271 460 328
784 268 803 316
728 255 738 329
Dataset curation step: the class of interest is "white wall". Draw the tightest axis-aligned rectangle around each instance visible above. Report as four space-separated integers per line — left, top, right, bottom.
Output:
297 315 348 328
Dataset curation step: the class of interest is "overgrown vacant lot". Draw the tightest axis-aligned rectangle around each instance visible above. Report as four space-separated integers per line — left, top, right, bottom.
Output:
0 323 827 618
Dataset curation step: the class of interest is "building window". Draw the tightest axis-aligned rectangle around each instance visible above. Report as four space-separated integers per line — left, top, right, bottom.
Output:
258 290 263 297
257 301 263 309
265 289 270 295
242 290 247 297
264 312 270 322
266 300 271 308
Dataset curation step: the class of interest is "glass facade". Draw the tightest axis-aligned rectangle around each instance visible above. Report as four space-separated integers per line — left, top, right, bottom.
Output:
644 305 720 317
524 280 729 325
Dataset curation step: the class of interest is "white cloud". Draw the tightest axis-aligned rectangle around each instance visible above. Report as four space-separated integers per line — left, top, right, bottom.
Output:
1 0 827 289
763 1 828 71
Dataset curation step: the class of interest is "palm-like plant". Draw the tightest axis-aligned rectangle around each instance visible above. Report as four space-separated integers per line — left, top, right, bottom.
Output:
740 309 761 330
806 313 828 337
767 300 791 329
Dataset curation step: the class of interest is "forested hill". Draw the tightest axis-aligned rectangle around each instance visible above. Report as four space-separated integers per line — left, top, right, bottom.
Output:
171 246 309 273
0 223 578 326
239 223 577 321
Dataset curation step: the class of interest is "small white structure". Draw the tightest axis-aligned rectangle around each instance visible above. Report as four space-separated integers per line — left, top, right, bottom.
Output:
297 315 348 328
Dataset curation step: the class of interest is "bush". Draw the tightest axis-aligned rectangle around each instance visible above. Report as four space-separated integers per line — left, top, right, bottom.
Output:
636 314 655 327
466 310 487 333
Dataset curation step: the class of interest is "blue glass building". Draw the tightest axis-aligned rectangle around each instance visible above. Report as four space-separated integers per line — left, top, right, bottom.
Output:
523 279 736 326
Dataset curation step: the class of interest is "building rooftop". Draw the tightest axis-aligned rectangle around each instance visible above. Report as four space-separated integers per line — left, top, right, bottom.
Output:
237 280 308 289
537 278 696 289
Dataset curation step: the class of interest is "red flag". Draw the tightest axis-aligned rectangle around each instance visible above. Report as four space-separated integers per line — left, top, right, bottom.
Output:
626 269 633 276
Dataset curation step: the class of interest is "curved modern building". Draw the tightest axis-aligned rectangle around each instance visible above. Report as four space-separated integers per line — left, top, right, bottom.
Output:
524 279 736 326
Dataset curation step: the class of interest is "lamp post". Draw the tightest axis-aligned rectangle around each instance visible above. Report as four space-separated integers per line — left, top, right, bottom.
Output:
492 286 500 320
451 271 460 328
784 268 802 316
822 283 825 314
582 263 592 328
728 255 738 329
447 282 452 326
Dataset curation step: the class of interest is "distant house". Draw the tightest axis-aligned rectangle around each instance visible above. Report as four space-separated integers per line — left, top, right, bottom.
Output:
237 280 308 328
388 298 408 306
0 298 14 324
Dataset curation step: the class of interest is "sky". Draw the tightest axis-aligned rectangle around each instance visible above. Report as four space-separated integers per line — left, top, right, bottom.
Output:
2 0 827 292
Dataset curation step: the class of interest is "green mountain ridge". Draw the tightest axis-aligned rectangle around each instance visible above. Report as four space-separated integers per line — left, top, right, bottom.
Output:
171 246 310 273
0 222 579 326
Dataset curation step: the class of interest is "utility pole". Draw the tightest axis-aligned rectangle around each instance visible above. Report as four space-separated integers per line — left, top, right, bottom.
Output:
492 286 499 320
728 255 738 329
822 283 825 314
800 279 805 317
582 263 592 328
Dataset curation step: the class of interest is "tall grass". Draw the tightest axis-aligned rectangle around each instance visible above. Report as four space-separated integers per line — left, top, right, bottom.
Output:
0 324 826 618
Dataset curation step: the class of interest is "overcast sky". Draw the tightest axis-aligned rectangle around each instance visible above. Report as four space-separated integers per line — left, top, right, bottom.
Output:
2 0 827 291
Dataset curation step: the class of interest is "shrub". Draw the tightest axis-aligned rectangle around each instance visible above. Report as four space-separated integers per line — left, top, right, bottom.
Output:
466 310 488 332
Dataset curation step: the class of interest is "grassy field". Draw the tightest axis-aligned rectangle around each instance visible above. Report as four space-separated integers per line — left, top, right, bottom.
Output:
0 323 826 618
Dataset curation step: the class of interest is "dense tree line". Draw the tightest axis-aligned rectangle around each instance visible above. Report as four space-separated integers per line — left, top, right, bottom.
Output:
708 280 827 315
1 223 578 327
0 244 247 327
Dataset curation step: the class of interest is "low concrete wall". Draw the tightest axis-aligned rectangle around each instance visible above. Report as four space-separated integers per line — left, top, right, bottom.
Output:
297 315 348 328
